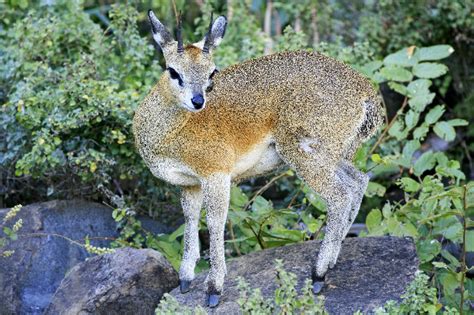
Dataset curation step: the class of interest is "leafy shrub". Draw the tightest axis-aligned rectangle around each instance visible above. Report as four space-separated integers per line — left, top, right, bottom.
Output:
374 272 443 314
355 45 473 312
0 1 176 207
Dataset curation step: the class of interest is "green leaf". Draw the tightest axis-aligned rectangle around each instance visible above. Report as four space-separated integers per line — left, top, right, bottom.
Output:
467 230 474 252
360 60 383 75
404 110 420 129
251 196 271 213
380 66 413 82
399 177 421 192
415 45 454 61
168 224 185 241
366 209 382 234
414 151 437 176
433 216 463 242
425 105 445 125
403 140 421 160
407 79 432 97
408 92 435 112
382 203 392 219
447 119 468 127
412 63 448 79
388 82 408 95
432 261 449 270
413 123 429 140
230 186 248 209
441 249 461 268
433 121 456 142
416 239 441 263
383 47 418 67
365 182 386 197
401 222 418 237
438 272 459 296
395 140 420 167
388 119 409 140
371 154 383 164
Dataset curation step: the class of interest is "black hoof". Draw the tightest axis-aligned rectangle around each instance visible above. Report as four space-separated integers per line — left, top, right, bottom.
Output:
179 280 191 294
207 293 220 308
312 276 325 294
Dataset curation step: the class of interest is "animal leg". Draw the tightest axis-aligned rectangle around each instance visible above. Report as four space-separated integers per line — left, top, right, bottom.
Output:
313 177 352 292
338 161 369 237
202 173 231 307
179 186 203 293
275 138 352 294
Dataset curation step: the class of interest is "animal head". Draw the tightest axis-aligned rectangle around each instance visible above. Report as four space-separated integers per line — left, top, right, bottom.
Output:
148 10 227 112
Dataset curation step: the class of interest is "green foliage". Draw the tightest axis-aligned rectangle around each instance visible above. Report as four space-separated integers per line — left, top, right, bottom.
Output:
0 204 23 257
155 262 441 314
274 26 308 52
358 44 472 312
237 260 327 314
226 171 324 255
84 237 115 255
154 293 207 315
1 2 472 313
195 0 266 68
374 272 441 314
155 260 328 315
0 1 174 206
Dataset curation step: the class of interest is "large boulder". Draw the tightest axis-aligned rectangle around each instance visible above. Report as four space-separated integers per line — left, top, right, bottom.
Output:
45 248 178 315
170 236 419 314
0 200 169 315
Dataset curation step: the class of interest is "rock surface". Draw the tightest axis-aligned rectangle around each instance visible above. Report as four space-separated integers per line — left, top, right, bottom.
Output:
171 237 419 314
45 248 178 315
0 200 169 315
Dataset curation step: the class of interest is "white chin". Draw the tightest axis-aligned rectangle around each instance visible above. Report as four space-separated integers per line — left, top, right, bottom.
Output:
183 104 204 112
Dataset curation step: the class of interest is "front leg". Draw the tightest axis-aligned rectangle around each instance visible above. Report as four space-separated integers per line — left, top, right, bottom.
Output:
179 186 203 293
202 173 231 307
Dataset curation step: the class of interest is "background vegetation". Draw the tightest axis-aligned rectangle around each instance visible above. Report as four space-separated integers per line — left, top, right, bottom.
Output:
0 0 472 313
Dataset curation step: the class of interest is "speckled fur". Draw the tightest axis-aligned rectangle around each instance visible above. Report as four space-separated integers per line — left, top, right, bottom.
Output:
133 12 383 299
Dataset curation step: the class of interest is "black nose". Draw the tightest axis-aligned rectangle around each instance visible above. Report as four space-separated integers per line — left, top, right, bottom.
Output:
191 94 204 109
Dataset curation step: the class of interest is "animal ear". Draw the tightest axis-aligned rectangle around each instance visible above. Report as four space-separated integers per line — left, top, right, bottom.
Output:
202 16 227 53
209 16 227 48
148 10 174 49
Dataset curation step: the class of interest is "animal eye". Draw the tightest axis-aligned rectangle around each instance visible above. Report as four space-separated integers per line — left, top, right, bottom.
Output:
167 67 183 86
209 69 219 80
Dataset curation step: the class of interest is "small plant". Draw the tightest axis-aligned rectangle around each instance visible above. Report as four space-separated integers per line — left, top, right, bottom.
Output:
84 237 115 255
155 262 444 314
155 260 327 314
0 204 23 257
237 259 327 315
374 272 440 314
155 293 207 315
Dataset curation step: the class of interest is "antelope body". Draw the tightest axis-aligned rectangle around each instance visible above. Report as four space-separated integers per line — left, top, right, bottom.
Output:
133 11 383 307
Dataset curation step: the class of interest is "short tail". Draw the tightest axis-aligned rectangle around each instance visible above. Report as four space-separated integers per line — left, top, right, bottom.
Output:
358 97 384 142
343 97 383 160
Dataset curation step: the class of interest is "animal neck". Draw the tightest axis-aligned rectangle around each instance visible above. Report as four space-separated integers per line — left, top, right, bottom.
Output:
138 78 191 149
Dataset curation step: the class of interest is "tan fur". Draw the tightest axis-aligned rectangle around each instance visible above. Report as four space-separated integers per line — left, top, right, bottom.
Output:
134 49 380 177
133 12 383 303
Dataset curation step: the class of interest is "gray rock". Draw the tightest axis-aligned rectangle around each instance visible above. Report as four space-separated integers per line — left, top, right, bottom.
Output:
170 236 419 314
45 247 178 315
0 200 169 315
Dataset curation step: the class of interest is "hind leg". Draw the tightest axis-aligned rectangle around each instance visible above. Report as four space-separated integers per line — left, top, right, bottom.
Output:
338 161 369 237
275 137 353 292
328 161 368 268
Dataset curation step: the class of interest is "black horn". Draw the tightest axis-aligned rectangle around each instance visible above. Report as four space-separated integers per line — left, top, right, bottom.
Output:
177 12 184 53
202 12 214 54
